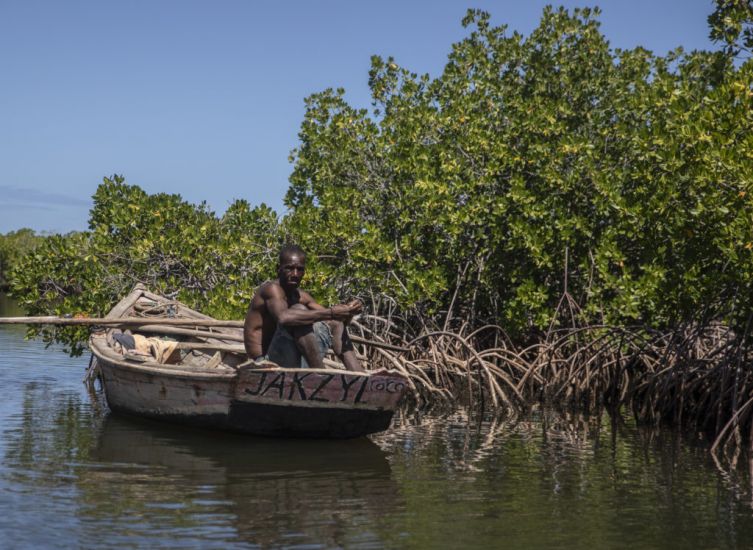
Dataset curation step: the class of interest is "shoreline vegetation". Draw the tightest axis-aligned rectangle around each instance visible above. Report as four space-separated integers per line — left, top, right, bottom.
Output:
0 228 45 292
6 4 753 465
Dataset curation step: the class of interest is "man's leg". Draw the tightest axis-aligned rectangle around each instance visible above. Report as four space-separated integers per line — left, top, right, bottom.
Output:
266 325 303 369
327 320 364 372
288 304 326 369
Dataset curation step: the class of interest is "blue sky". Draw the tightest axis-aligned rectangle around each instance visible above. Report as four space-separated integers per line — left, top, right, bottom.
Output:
0 1 717 234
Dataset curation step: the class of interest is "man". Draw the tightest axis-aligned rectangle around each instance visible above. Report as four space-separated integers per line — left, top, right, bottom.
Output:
243 244 364 371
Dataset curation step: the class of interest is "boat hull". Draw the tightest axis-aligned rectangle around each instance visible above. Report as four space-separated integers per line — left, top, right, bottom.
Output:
97 355 405 439
90 284 409 439
226 401 393 438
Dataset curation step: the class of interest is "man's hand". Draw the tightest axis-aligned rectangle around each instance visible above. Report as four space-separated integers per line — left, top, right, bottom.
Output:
330 299 363 322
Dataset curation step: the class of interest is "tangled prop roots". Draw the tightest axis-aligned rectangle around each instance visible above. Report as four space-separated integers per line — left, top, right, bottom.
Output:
350 317 753 467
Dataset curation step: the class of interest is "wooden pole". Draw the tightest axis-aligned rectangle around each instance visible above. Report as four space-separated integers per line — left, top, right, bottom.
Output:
351 336 409 353
0 315 410 352
0 316 243 327
136 325 244 341
175 342 245 353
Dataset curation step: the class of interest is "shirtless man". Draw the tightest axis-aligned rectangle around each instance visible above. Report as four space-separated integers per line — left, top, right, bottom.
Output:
243 244 364 371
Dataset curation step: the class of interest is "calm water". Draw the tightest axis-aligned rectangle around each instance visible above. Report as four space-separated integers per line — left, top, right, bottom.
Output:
2 295 753 548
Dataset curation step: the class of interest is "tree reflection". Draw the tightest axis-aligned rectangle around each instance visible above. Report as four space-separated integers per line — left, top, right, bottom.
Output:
4 378 753 548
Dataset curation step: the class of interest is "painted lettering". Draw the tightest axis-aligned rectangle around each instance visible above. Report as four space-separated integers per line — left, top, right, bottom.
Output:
354 376 369 404
289 372 312 400
389 380 406 393
370 378 406 394
308 373 334 402
261 372 286 399
244 372 268 396
339 375 361 402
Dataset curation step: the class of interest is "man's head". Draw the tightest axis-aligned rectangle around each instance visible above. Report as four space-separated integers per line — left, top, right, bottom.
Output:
277 244 306 290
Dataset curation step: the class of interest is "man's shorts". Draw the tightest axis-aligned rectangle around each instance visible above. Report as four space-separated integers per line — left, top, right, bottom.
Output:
260 322 333 369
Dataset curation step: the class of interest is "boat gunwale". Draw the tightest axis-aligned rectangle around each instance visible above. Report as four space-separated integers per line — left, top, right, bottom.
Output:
90 285 408 434
90 283 244 379
91 331 397 382
90 284 407 388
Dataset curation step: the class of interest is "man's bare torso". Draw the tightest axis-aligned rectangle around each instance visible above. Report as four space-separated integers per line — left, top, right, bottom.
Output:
244 280 305 358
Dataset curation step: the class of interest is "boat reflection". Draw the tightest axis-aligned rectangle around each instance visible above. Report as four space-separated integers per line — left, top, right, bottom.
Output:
88 414 400 546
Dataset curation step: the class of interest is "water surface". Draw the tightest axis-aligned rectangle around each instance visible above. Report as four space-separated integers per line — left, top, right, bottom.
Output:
1 294 753 548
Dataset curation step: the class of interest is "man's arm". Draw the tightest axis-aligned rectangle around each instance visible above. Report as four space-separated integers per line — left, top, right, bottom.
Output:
298 291 326 311
243 291 265 358
243 305 254 357
268 288 362 326
302 292 363 325
300 292 364 326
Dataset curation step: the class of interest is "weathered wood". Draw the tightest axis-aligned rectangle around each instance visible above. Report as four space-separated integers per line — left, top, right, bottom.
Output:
0 315 408 351
169 344 361 371
1 315 409 351
141 325 406 352
88 284 410 438
174 346 360 373
105 284 146 319
350 336 409 353
175 342 246 353
0 316 244 327
136 325 244 342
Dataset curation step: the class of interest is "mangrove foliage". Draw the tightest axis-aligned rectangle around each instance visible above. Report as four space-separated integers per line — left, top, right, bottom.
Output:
0 229 44 291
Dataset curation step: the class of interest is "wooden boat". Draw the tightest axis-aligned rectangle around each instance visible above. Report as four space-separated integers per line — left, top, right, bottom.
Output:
89 284 409 438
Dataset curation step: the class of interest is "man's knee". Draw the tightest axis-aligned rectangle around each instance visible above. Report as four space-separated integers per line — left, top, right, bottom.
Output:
325 319 343 333
327 320 352 355
286 304 312 339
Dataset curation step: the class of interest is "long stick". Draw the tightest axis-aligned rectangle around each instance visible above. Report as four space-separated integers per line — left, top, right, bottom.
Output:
0 315 410 352
351 336 408 352
175 342 245 353
136 325 244 341
123 325 409 352
0 316 244 327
